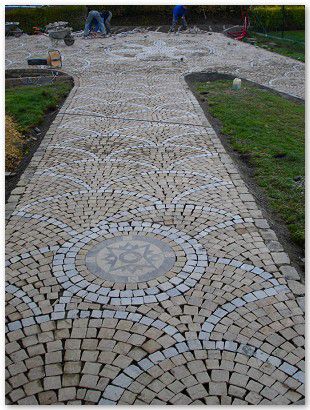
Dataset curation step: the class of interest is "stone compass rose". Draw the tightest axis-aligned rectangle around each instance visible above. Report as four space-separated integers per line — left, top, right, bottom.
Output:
86 234 176 283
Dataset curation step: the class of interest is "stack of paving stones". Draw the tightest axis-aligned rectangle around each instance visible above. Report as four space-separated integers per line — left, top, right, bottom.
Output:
5 31 304 405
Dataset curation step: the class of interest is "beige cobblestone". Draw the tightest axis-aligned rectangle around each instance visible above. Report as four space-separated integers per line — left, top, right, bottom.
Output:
5 28 304 405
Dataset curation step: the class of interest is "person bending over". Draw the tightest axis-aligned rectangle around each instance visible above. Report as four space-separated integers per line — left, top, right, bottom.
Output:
84 9 112 37
169 5 188 32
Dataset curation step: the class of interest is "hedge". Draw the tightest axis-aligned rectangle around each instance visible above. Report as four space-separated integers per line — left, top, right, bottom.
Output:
5 6 86 33
251 6 305 32
6 5 241 33
6 5 304 35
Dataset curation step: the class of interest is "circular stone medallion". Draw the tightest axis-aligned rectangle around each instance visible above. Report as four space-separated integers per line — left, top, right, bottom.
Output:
85 234 176 283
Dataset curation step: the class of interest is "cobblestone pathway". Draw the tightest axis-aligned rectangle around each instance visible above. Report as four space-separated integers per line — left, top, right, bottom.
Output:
5 31 305 405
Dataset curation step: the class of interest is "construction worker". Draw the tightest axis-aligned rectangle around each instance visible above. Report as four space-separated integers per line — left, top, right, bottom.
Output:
83 9 112 37
101 10 112 35
169 5 188 32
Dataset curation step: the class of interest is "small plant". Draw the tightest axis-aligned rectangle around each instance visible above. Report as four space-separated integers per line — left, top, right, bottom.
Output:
5 115 24 172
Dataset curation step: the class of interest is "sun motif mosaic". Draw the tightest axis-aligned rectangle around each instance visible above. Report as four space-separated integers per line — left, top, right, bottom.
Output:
85 234 176 283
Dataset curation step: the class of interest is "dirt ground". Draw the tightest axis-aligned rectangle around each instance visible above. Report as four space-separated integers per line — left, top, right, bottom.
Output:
111 20 240 34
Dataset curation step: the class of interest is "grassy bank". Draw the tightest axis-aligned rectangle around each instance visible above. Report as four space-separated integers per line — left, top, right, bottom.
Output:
6 82 72 132
245 30 305 62
5 82 72 172
196 80 304 246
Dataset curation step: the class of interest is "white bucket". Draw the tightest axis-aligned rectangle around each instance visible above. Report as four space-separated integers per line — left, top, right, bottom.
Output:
232 78 241 90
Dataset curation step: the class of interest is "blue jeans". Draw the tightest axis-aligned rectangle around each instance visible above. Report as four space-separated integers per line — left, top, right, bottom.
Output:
104 12 112 34
84 10 106 36
170 15 187 31
90 12 112 34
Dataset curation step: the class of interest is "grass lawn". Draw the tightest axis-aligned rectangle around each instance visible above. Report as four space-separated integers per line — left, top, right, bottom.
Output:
196 80 305 246
268 30 305 42
5 82 72 171
245 30 305 62
6 82 72 133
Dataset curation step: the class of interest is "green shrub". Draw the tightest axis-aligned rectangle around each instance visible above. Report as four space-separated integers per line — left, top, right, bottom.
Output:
251 6 305 32
6 5 241 33
6 6 86 33
86 4 240 19
6 5 303 36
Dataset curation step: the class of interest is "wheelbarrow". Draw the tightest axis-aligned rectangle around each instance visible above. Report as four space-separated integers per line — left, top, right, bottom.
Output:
5 22 23 37
45 21 75 46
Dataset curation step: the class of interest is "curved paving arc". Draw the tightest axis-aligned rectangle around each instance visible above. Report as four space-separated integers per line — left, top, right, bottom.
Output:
5 31 304 404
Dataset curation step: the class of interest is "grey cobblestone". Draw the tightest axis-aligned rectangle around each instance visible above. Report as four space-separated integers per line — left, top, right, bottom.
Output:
5 29 304 405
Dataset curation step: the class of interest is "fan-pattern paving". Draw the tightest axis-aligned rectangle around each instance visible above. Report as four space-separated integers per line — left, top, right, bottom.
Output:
5 30 304 405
